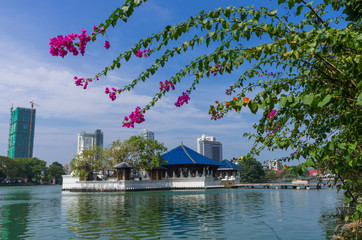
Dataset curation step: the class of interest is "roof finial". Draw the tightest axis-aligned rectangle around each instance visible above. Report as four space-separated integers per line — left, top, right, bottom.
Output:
181 141 183 146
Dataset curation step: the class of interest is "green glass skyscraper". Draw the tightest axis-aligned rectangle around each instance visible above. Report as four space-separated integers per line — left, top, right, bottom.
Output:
8 107 36 159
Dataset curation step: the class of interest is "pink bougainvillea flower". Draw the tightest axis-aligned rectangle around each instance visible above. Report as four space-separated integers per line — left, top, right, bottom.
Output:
159 80 175 92
104 41 110 49
267 110 276 119
122 107 146 128
109 92 116 101
175 91 190 107
135 48 150 58
136 50 143 58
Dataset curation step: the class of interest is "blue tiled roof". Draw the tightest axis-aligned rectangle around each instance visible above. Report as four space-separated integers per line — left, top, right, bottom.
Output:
218 160 243 170
162 145 222 166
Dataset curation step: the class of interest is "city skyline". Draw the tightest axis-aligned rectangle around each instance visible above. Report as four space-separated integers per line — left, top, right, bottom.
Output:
0 0 295 165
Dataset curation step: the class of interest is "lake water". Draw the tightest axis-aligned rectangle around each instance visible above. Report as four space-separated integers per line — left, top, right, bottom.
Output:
0 185 343 239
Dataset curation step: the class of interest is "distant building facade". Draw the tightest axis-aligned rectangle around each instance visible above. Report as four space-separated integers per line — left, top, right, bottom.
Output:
139 129 154 141
8 107 36 159
63 164 69 175
266 160 282 170
77 129 103 155
197 134 223 162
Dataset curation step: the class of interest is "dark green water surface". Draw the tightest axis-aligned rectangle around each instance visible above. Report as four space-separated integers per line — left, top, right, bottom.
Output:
0 185 343 239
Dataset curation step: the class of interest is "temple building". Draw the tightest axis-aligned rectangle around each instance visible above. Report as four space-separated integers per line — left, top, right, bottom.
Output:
62 144 243 192
216 159 243 179
162 144 222 178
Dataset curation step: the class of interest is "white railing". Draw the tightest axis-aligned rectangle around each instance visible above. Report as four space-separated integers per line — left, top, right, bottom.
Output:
62 175 221 191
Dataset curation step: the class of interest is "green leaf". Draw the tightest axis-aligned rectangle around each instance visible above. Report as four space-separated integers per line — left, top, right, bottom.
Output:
124 52 132 62
296 5 303 16
206 37 210 47
306 158 315 167
288 0 296 9
248 101 258 114
328 142 335 151
356 204 362 213
317 95 332 107
302 93 314 106
338 143 346 150
269 10 278 16
357 92 362 106
279 97 287 106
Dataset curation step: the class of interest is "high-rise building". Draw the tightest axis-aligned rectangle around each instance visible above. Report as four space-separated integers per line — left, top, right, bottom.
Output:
77 129 103 155
266 160 282 170
139 129 154 141
197 134 223 162
8 107 36 159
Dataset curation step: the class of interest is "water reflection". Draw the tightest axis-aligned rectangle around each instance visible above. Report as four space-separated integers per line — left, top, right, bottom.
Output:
0 188 31 239
0 186 343 239
62 190 230 239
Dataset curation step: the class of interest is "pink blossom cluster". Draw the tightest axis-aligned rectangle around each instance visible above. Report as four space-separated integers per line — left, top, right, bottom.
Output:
225 86 233 95
210 64 221 77
267 110 276 119
211 111 222 120
175 91 190 107
74 76 99 89
105 87 122 101
290 150 298 157
74 77 85 87
50 26 110 58
159 80 175 91
122 107 146 128
266 125 280 138
92 25 105 35
49 29 91 57
104 41 110 49
135 48 150 58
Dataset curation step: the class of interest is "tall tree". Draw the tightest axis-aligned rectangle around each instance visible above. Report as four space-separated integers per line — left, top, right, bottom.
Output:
16 158 47 182
238 157 265 183
109 136 167 171
48 162 66 180
70 146 108 179
0 156 23 180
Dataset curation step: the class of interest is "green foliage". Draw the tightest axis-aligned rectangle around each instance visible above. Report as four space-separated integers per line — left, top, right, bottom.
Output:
48 162 65 179
67 0 361 217
70 146 108 179
238 157 265 183
0 156 23 180
108 136 167 171
264 169 277 181
69 136 167 178
280 169 299 179
16 158 47 182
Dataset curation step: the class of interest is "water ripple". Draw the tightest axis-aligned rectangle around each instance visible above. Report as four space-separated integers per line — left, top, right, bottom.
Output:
0 186 343 239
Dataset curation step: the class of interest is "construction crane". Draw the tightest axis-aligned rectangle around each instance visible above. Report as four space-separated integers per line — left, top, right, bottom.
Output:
7 101 13 157
28 100 40 158
30 100 39 109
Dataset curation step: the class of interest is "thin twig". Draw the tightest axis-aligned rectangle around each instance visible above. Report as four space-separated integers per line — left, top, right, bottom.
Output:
300 0 325 24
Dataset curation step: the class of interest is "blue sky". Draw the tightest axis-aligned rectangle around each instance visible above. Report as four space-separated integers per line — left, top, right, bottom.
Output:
0 0 306 165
